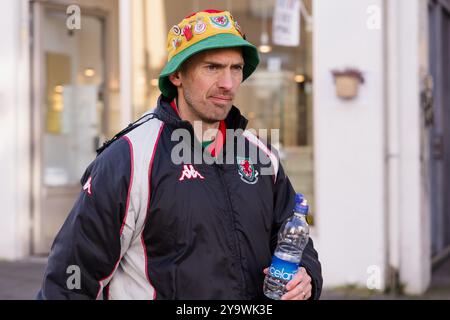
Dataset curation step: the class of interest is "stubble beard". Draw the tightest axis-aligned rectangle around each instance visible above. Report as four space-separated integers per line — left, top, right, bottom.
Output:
183 88 226 125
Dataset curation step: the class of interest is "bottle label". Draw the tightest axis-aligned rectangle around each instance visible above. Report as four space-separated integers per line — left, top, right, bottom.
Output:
268 255 299 281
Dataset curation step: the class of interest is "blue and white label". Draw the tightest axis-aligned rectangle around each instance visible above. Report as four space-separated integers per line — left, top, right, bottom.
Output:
268 256 299 281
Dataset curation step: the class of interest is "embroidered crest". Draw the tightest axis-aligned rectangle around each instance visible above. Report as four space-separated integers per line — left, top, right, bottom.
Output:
209 15 231 29
237 157 259 184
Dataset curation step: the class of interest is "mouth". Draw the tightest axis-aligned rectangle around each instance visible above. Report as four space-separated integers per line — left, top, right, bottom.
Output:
209 96 233 104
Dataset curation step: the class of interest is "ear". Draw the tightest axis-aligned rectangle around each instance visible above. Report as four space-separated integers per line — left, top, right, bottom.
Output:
168 71 182 87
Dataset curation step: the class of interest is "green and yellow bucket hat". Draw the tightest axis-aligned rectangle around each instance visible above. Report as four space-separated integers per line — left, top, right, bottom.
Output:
159 10 260 98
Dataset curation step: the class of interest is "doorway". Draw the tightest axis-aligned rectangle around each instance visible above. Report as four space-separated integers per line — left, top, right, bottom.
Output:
30 1 109 254
428 0 450 264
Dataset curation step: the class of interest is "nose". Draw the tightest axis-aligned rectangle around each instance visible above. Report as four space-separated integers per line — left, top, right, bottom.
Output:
217 69 234 91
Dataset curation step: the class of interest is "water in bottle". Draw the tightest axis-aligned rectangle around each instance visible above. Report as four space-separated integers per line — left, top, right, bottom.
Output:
263 193 310 300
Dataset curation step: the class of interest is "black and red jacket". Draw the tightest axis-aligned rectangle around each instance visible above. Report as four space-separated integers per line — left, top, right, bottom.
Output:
37 95 322 300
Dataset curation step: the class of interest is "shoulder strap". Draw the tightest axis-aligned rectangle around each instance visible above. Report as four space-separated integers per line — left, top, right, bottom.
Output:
96 113 156 155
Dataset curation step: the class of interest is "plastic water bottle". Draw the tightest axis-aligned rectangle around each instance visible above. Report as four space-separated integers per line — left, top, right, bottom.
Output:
263 193 310 300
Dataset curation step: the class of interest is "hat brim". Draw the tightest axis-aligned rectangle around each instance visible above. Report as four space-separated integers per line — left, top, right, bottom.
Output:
159 33 260 98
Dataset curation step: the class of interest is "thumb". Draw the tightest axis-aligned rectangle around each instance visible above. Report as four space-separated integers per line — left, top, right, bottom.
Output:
263 268 269 275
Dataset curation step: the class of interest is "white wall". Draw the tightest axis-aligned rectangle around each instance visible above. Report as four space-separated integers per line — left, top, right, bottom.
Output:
313 0 431 294
0 0 31 260
313 0 387 289
392 0 431 294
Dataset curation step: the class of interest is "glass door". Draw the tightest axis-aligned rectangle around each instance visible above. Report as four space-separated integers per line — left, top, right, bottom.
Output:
31 1 108 254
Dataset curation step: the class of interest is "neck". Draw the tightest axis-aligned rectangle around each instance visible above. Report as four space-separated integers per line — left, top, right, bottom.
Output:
200 122 220 142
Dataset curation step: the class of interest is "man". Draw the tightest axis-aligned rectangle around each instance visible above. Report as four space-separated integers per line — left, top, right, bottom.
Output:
38 9 322 300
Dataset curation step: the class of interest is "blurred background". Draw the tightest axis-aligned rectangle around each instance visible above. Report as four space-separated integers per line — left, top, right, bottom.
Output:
0 0 449 299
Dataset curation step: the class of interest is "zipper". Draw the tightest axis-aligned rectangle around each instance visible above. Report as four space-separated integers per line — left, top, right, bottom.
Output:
215 163 249 299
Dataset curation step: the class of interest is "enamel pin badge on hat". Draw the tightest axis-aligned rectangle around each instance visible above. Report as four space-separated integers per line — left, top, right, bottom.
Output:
194 18 207 34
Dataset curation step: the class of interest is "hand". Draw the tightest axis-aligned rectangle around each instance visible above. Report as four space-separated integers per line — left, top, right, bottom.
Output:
263 267 312 300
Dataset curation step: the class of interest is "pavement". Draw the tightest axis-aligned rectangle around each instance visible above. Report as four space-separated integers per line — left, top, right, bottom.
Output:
320 256 450 300
0 255 449 300
0 256 47 300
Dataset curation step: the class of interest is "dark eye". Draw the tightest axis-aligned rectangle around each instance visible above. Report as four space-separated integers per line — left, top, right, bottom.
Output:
207 65 218 71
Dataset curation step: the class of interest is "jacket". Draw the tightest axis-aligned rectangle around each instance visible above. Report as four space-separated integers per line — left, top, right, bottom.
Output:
37 95 323 300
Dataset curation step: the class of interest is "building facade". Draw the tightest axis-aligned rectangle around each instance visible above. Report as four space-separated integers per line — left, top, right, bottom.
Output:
0 0 448 296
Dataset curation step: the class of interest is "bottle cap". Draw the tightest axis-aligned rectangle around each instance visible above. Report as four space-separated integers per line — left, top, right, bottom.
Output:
294 193 309 215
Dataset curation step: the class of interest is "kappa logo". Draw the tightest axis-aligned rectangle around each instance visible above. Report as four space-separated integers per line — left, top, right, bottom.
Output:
83 176 92 195
179 165 205 181
237 157 259 184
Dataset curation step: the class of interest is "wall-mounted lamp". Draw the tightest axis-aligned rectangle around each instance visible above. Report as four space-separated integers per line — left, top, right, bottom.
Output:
259 31 272 53
259 44 272 53
294 74 305 83
54 85 64 93
331 68 365 100
84 68 95 77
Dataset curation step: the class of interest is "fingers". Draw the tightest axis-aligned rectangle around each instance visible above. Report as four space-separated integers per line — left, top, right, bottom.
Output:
281 267 312 300
304 284 312 300
282 282 312 300
285 267 306 291
263 266 313 300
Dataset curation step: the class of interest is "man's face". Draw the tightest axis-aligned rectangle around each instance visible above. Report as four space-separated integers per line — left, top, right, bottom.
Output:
170 48 244 124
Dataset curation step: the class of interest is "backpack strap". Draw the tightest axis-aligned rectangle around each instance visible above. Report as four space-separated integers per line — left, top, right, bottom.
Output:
96 113 156 155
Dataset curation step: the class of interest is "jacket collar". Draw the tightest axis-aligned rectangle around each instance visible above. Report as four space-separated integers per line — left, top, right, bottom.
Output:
154 95 249 131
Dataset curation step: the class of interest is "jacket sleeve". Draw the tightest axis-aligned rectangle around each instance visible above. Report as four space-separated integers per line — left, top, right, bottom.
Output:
271 162 323 300
36 138 132 300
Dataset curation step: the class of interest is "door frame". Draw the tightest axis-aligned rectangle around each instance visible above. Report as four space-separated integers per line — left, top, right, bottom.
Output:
30 0 110 254
428 0 450 267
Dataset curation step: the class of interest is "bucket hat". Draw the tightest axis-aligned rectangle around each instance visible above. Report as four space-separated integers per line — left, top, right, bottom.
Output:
159 9 260 98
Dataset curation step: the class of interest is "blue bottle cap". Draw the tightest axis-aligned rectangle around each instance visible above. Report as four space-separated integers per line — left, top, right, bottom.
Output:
295 193 303 205
294 193 308 215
